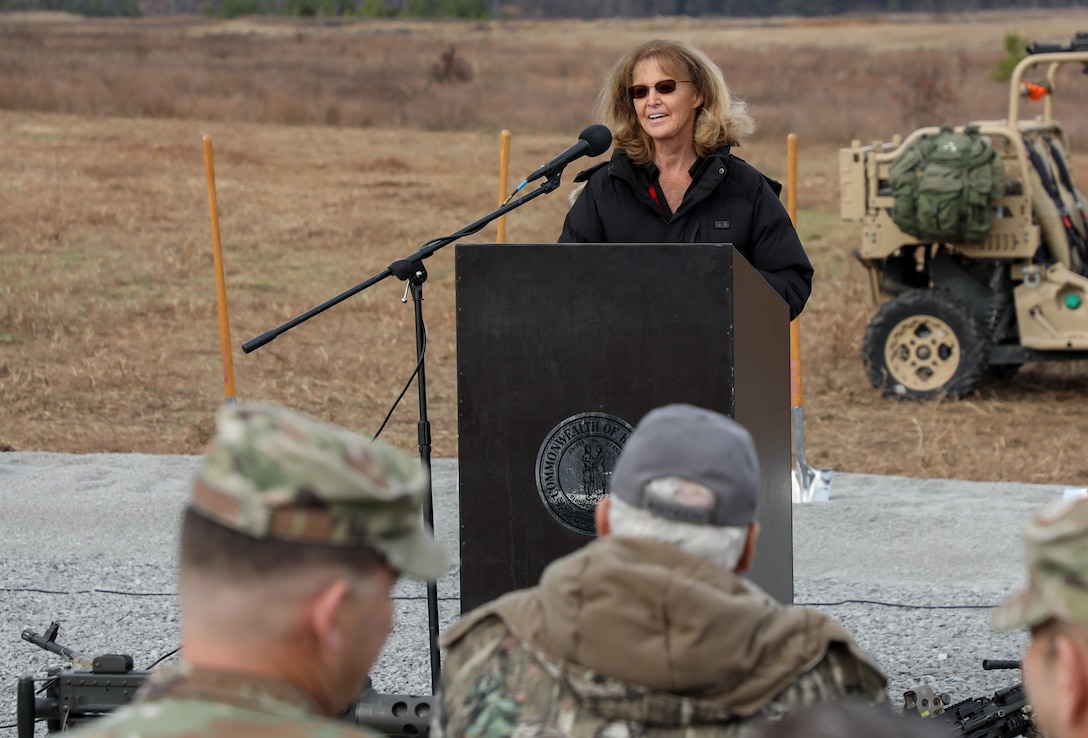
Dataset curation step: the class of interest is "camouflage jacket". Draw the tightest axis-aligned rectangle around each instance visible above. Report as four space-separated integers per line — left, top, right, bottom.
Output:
67 663 379 738
435 536 887 738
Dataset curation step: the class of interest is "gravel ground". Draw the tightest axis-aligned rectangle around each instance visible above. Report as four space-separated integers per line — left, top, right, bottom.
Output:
0 453 1065 736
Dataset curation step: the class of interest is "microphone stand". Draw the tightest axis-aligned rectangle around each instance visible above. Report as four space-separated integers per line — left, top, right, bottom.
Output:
242 168 566 693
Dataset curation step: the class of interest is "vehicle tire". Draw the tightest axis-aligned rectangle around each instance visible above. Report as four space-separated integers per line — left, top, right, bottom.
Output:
863 290 989 400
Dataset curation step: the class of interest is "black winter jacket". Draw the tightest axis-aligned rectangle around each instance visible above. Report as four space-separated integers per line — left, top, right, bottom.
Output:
558 147 813 319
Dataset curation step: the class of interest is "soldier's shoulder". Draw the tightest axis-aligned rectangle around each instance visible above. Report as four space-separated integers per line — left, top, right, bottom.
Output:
64 701 201 738
68 698 374 738
441 614 516 690
774 644 888 709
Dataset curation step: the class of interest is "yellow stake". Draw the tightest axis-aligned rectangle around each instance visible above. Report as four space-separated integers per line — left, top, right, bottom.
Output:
786 132 831 502
202 134 237 403
787 132 802 407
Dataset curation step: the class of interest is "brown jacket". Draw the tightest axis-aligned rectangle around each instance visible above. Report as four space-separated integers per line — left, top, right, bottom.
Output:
436 536 886 738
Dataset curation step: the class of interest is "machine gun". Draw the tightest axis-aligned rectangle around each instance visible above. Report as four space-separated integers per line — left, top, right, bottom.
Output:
903 660 1035 738
1026 31 1088 55
15 622 432 738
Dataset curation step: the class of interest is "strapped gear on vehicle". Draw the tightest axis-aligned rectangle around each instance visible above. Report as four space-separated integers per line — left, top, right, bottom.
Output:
888 124 1007 244
1024 135 1088 274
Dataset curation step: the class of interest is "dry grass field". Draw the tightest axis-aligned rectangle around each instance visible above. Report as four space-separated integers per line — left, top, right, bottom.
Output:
2 10 1088 483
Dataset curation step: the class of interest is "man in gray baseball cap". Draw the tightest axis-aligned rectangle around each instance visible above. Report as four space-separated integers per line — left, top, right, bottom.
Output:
435 403 886 738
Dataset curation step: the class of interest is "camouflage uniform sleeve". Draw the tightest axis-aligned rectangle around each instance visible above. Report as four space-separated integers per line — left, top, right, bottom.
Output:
434 616 513 738
758 642 889 719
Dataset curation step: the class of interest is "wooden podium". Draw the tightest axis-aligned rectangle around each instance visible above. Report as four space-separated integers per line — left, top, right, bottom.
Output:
454 243 792 612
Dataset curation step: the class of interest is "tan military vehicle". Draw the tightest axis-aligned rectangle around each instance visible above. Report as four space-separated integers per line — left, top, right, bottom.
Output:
841 34 1088 399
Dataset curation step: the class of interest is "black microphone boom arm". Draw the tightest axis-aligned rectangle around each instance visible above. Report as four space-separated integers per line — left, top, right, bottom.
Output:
241 168 568 354
239 161 575 694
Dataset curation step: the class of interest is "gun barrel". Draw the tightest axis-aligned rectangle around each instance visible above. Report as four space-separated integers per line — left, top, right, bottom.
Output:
1025 31 1088 55
982 659 1021 671
353 687 431 738
1026 41 1066 54
21 629 94 668
22 629 65 656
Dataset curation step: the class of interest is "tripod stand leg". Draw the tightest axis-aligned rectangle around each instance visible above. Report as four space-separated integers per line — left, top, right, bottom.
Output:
407 276 442 694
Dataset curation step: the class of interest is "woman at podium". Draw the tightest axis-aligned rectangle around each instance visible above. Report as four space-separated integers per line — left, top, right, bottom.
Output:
558 39 812 320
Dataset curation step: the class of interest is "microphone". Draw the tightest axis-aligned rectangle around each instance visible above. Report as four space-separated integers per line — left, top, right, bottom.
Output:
506 124 612 201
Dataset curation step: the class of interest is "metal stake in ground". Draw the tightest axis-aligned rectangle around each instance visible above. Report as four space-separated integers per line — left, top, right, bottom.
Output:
785 132 831 503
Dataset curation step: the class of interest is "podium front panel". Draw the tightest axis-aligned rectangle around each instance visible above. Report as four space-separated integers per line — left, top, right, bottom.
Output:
455 242 790 612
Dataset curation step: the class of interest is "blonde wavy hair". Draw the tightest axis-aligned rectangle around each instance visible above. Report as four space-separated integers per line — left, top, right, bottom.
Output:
595 39 755 166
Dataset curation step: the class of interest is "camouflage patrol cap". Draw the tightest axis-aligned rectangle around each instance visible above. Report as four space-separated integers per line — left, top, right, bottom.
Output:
190 402 447 581
992 496 1088 631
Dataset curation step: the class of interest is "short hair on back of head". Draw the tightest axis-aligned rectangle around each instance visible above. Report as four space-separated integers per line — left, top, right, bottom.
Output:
179 507 387 582
607 477 749 571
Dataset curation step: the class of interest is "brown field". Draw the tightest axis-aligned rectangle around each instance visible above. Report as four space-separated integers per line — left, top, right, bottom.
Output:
2 10 1088 483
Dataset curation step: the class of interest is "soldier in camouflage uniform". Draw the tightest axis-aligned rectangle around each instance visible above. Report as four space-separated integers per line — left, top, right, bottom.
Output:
71 402 448 738
992 495 1088 738
435 404 887 738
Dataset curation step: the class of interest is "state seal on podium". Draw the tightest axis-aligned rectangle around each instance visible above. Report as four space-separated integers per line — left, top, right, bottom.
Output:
534 412 634 535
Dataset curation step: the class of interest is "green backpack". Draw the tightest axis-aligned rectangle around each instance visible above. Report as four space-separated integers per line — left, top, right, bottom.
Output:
889 125 1006 244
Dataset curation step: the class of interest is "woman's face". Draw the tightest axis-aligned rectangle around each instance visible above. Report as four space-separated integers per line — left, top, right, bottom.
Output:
630 57 703 149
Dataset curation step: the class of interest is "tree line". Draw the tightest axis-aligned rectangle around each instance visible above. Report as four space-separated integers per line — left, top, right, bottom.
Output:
0 0 1083 20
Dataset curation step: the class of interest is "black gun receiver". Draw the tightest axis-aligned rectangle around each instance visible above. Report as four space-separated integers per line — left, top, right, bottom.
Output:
1026 31 1088 55
903 659 1034 738
16 622 432 738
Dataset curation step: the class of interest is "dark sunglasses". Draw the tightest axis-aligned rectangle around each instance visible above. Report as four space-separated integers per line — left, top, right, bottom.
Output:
628 79 690 100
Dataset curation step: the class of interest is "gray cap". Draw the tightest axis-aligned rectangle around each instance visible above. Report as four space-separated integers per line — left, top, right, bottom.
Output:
610 404 760 526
